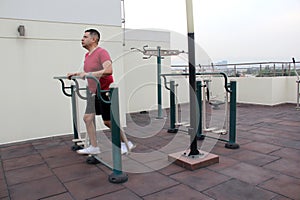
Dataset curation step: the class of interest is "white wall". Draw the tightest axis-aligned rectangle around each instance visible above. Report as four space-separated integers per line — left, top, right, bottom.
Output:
232 77 298 106
122 29 172 113
0 0 123 145
234 77 274 105
0 0 121 26
285 77 298 103
0 18 124 144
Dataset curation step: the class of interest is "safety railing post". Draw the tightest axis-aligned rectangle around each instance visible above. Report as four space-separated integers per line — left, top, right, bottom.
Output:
168 80 178 133
225 81 239 149
108 86 128 183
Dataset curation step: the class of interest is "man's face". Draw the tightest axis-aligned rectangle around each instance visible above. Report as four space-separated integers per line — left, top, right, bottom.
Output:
81 32 93 49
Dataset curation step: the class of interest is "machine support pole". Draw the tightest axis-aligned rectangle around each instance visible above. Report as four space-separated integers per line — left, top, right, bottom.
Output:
157 46 163 119
225 81 239 149
168 80 178 133
186 0 200 156
109 87 128 183
70 84 79 140
196 81 204 140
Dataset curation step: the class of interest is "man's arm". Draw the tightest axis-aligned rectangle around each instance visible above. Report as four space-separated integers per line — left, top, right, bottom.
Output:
66 60 112 79
91 60 113 78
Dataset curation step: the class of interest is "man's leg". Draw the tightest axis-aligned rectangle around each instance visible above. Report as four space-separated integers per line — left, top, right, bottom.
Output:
104 119 134 154
100 94 135 154
103 120 111 129
84 113 97 147
77 93 100 155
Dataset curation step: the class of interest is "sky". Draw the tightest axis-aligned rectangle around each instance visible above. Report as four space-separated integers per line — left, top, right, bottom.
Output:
124 0 300 64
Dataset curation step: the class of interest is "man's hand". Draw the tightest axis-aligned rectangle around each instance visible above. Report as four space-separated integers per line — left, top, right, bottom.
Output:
67 72 88 80
67 72 76 80
79 72 88 79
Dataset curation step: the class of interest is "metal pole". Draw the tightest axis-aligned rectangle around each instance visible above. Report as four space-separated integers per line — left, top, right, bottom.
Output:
71 85 79 140
186 0 199 156
225 81 239 149
168 80 178 133
196 81 204 140
157 46 163 119
109 87 128 183
297 82 300 109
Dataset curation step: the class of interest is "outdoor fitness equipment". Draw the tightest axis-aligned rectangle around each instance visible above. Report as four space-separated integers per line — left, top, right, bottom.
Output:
53 76 84 151
54 75 128 183
292 58 300 110
131 45 185 119
202 78 228 134
161 72 239 149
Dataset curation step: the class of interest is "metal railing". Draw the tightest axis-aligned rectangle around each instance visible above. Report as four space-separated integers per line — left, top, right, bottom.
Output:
172 61 300 77
172 59 300 110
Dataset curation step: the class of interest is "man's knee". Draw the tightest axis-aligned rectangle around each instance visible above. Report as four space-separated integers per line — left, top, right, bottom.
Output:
83 114 94 124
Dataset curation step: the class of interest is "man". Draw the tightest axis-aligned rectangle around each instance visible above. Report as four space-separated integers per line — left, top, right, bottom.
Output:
67 29 133 155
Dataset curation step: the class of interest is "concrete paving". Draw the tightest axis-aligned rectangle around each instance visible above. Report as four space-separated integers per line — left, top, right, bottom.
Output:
1 103 300 200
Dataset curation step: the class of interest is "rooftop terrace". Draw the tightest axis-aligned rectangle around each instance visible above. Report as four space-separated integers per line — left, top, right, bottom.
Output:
0 103 300 200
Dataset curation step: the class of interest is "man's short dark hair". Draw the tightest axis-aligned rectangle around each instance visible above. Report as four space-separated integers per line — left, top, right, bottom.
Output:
85 29 100 43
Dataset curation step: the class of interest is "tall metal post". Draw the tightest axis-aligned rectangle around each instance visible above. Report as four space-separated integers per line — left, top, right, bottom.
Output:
196 81 204 140
109 87 128 183
157 46 163 119
168 80 178 133
186 0 199 156
225 81 239 149
70 84 79 141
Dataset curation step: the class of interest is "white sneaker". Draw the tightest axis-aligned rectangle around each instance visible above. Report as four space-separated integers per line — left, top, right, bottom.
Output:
121 141 135 155
77 145 100 155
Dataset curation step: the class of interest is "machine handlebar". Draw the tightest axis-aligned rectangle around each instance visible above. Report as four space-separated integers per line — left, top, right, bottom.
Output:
53 76 73 97
160 72 232 93
53 75 111 103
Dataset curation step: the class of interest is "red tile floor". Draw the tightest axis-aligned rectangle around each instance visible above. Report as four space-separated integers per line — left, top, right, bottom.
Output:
1 104 300 200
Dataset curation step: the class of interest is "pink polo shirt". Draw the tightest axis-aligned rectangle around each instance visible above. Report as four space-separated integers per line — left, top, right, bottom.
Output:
84 47 114 93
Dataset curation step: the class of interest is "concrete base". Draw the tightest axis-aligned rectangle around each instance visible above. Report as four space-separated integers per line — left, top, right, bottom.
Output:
168 150 219 170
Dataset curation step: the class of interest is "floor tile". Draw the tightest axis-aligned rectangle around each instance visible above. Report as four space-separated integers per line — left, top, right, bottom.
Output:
259 174 300 200
219 163 276 185
264 158 300 179
64 173 124 200
123 172 179 196
9 176 66 200
158 163 186 176
144 184 214 200
5 164 53 186
207 156 240 171
53 162 102 183
170 168 230 192
90 189 142 200
0 185 8 199
3 154 44 171
41 193 74 200
32 138 67 150
204 179 277 200
0 144 37 160
228 149 280 166
270 147 300 161
242 141 282 154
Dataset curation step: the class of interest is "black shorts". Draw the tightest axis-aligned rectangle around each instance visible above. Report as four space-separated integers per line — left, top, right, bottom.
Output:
85 92 111 121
